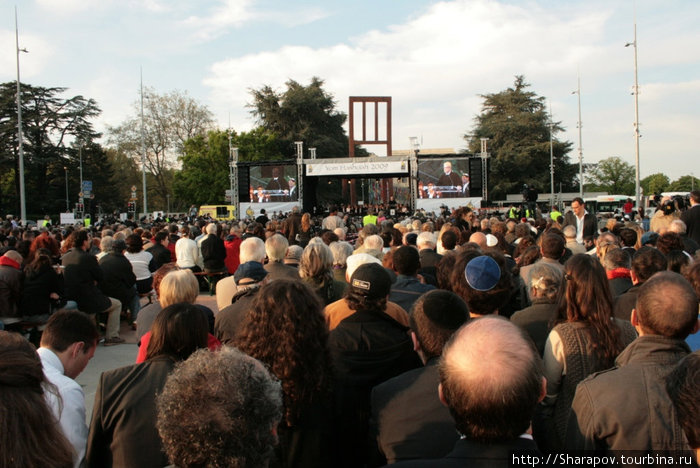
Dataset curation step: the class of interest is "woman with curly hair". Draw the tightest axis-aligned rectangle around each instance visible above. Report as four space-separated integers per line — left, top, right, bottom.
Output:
536 254 637 451
299 242 347 305
235 279 334 468
0 331 74 468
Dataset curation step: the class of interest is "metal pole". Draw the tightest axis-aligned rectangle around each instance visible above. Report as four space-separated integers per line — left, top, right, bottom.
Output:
15 7 27 223
549 103 555 207
64 167 69 211
632 24 641 209
140 69 148 217
576 75 584 198
627 17 641 209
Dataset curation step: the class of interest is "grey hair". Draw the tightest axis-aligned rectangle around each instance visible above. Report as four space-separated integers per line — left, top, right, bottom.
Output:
156 347 282 468
100 236 114 253
265 234 289 262
299 242 333 280
329 241 354 267
668 219 687 235
239 237 266 264
206 223 217 235
526 262 564 302
416 231 437 248
562 225 577 239
363 234 384 251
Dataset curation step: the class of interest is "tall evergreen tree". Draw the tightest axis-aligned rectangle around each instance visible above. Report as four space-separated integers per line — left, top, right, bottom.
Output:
0 82 103 216
465 76 576 201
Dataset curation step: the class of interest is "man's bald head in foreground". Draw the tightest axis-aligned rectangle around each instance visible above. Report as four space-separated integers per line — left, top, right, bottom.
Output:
439 316 544 443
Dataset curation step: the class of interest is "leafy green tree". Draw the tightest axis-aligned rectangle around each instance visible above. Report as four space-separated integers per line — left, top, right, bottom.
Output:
641 173 670 196
107 88 214 207
587 157 635 195
465 76 576 200
249 77 349 158
0 82 102 215
173 128 283 206
668 175 700 192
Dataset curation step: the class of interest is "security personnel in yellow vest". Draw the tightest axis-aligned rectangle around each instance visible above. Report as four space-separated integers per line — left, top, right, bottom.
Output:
549 205 562 222
363 210 378 226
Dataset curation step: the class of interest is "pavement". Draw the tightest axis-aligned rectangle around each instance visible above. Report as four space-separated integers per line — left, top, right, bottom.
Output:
78 293 219 420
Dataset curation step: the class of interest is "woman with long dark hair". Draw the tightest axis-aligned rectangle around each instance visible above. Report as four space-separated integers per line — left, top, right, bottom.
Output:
536 254 637 451
236 279 334 467
0 331 74 468
21 247 71 318
87 303 209 468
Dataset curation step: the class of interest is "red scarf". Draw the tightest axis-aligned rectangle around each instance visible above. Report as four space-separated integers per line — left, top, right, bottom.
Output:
607 268 631 280
0 256 20 270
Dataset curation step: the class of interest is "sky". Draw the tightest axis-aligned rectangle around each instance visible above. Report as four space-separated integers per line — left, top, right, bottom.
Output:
1 0 699 184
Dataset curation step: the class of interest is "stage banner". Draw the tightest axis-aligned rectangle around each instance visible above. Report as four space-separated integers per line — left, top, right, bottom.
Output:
306 160 408 177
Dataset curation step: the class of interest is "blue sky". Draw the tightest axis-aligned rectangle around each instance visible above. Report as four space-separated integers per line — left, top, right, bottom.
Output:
1 0 698 183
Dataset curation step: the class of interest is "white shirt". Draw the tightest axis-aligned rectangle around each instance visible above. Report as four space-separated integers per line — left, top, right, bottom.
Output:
575 210 587 244
124 250 153 280
38 347 87 468
175 237 200 269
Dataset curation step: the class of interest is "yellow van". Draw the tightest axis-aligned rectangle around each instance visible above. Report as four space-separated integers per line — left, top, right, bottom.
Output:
198 205 236 221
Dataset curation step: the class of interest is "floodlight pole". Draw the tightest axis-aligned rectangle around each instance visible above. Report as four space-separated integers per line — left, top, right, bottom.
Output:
626 17 641 209
548 103 555 207
15 7 28 223
140 69 148 217
573 75 584 198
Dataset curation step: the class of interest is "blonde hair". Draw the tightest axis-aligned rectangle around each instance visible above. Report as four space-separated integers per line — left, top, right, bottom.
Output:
159 270 199 307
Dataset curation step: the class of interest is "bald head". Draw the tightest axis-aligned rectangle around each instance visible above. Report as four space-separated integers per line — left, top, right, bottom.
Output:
468 232 487 250
634 271 699 339
440 317 543 443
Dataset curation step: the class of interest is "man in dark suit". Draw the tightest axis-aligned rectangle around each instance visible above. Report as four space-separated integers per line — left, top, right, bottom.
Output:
562 197 597 244
391 316 543 467
437 161 462 198
62 230 123 345
370 290 468 465
681 190 700 245
287 178 298 201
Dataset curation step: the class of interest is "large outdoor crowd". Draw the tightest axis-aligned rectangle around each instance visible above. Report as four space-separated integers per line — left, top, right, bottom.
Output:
1 191 699 468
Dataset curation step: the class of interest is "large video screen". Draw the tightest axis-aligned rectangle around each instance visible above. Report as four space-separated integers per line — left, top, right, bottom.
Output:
248 164 298 203
417 157 480 199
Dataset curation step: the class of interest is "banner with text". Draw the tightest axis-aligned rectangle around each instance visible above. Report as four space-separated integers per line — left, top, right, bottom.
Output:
306 160 408 177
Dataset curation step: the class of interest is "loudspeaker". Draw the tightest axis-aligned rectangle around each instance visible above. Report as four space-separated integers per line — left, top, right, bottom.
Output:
238 167 250 202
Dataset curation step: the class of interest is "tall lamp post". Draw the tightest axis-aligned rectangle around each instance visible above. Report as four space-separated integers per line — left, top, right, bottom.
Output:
572 75 584 198
64 167 69 212
548 103 555 207
626 19 641 209
140 69 148 218
15 7 28 223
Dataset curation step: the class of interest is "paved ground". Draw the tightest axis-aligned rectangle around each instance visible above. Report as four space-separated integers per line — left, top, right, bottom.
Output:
78 293 218 420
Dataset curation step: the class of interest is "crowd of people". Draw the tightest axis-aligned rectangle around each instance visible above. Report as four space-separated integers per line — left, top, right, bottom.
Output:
1 190 700 467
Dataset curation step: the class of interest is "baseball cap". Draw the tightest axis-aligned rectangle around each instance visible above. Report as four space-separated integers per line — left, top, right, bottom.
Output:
350 263 391 299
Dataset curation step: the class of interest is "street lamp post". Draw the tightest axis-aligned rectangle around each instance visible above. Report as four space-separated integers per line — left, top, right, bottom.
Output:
140 69 148 218
548 103 555 208
572 75 584 198
64 167 69 212
15 7 28 223
626 19 641 209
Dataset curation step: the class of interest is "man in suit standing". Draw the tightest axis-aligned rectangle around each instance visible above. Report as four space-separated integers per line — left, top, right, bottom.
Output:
370 290 468 465
681 190 700 244
437 161 462 198
287 178 298 201
562 197 597 245
391 316 543 467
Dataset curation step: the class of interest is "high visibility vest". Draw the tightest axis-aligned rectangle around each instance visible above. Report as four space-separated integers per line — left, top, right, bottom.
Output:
508 207 518 219
363 214 378 226
550 210 562 221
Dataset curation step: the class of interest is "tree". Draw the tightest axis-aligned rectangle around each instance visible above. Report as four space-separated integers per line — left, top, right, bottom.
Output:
668 175 700 192
0 82 102 215
248 77 350 159
641 173 670 196
465 76 576 200
173 128 284 206
107 88 214 208
587 157 635 195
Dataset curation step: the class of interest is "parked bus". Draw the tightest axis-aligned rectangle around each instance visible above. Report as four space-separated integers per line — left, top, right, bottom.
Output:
198 205 236 221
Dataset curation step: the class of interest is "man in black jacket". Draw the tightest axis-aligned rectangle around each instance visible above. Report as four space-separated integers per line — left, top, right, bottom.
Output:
567 272 699 453
370 290 468 465
391 316 544 467
200 223 227 274
62 230 123 345
562 197 597 244
98 239 138 325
